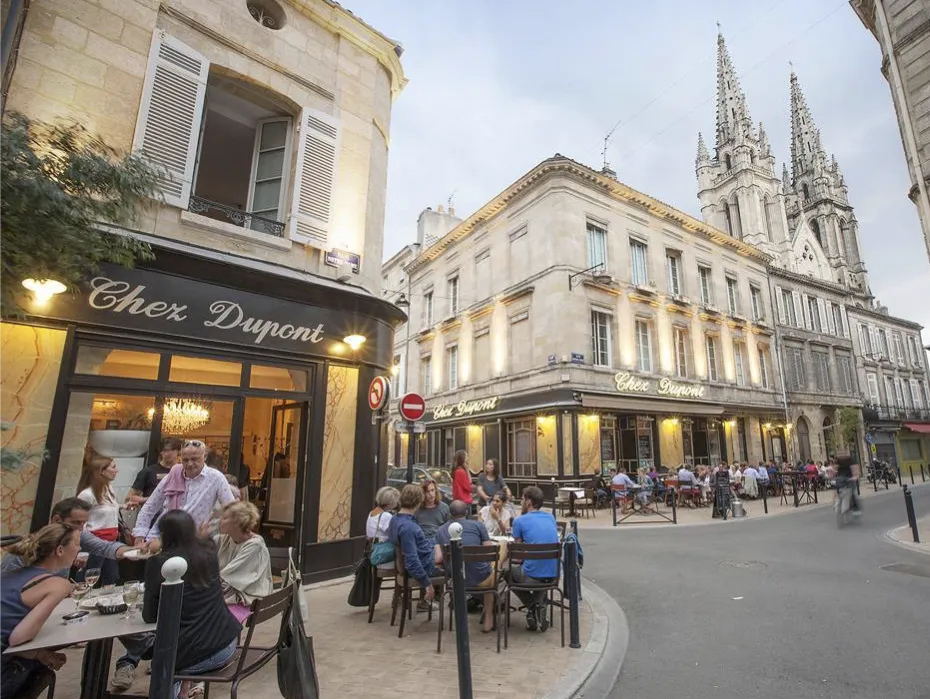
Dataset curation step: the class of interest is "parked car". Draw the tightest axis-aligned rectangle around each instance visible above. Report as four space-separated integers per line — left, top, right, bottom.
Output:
386 466 454 503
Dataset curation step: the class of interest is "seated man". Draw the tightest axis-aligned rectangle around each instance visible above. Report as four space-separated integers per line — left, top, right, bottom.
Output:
507 486 559 632
389 483 440 612
435 500 496 632
611 468 636 512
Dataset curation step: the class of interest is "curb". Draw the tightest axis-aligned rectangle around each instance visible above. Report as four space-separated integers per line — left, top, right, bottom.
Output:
539 578 629 699
884 524 930 557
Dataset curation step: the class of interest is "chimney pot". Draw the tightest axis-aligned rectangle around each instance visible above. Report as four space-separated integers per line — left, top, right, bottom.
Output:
437 204 445 213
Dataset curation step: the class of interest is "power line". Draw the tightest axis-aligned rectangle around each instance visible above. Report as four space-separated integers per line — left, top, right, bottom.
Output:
599 0 787 165
613 0 848 166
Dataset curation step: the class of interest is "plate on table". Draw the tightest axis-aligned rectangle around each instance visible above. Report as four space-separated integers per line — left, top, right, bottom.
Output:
492 536 513 544
122 548 153 561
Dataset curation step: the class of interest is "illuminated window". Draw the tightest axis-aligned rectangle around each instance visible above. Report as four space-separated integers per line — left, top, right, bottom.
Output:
591 311 612 367
635 320 652 373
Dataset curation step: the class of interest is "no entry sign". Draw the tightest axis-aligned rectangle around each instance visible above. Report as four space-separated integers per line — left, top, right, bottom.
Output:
368 376 389 412
399 392 426 422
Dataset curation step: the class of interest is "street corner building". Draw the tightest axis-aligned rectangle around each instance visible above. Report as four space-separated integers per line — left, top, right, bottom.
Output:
381 30 930 487
0 0 408 580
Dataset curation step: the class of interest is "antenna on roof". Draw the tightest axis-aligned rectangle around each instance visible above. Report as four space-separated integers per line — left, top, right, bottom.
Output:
447 190 456 210
601 135 610 170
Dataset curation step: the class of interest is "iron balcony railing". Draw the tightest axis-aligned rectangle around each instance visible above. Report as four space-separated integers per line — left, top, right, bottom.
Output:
188 196 285 237
861 403 930 422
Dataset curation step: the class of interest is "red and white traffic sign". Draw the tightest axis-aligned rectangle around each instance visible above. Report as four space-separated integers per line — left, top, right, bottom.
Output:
398 392 426 422
368 376 389 412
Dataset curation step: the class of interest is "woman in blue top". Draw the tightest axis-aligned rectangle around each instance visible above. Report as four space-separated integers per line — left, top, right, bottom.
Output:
1 523 81 698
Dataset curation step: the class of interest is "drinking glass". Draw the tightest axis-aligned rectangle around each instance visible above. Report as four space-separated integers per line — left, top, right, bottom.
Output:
84 567 101 589
122 581 140 620
71 582 91 605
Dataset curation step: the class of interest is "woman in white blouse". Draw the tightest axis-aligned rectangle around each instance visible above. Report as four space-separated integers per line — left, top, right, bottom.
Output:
76 454 122 585
366 487 399 570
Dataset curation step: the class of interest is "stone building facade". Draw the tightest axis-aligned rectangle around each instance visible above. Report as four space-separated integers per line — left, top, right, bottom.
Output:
386 155 786 485
1 0 407 580
852 0 930 263
696 32 930 466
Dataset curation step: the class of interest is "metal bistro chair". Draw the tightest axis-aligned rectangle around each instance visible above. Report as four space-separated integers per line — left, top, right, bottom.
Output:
503 542 565 648
366 539 396 624
390 546 447 638
174 584 293 699
437 545 504 653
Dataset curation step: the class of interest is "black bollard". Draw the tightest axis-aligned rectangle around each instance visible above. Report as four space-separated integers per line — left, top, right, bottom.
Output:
448 524 473 699
551 478 558 517
922 464 927 482
670 487 677 524
149 556 187 699
570 519 578 538
569 519 582 601
761 480 769 514
856 477 860 496
910 468 915 486
793 476 800 508
565 539 581 649
813 479 819 504
872 469 878 492
904 485 920 544
611 495 617 527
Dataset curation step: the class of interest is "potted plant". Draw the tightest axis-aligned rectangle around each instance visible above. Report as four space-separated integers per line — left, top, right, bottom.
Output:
88 404 151 458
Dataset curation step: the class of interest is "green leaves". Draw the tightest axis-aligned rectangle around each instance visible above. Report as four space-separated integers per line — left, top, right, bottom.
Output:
1 113 161 316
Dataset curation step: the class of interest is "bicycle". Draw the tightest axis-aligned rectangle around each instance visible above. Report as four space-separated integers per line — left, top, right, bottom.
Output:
835 478 860 528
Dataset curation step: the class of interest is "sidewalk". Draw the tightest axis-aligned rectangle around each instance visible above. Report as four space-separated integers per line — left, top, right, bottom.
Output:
886 513 930 556
571 479 924 530
51 578 596 699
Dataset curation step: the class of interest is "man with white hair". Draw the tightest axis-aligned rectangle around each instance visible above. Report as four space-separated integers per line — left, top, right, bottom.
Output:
133 439 235 551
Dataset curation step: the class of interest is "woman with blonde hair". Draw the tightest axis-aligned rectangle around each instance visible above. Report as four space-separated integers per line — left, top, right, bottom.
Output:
214 501 273 619
77 452 122 585
1 524 81 697
367 486 399 570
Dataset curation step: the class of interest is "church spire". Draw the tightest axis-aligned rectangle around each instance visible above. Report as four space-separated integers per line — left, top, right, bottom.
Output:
696 131 711 166
789 69 828 183
715 31 754 150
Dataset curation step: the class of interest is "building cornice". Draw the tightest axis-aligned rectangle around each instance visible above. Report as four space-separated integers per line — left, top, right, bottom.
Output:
767 265 853 297
289 0 408 98
405 155 773 274
845 303 924 330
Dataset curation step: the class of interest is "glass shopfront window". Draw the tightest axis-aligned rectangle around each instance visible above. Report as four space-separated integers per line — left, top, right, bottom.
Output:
599 416 617 473
635 416 655 471
52 340 318 550
507 419 536 477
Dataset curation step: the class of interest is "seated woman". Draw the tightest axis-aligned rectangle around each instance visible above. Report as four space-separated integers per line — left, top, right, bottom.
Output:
1 523 80 698
367 487 400 571
214 502 273 622
143 511 241 699
478 491 513 536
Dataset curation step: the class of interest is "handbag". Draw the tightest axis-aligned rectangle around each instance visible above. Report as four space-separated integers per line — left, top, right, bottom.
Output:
280 547 309 628
276 551 320 699
346 555 372 607
367 513 394 566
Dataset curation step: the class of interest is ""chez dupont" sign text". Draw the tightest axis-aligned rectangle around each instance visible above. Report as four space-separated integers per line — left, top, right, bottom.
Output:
432 397 501 420
614 372 706 399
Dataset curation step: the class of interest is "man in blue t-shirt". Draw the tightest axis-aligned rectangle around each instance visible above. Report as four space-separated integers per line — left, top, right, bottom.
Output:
509 485 559 632
435 500 496 632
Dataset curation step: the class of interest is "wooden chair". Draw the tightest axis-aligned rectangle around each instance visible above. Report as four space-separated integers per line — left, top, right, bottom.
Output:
502 542 565 648
174 585 293 699
390 546 446 638
16 668 55 699
556 520 568 540
437 545 503 653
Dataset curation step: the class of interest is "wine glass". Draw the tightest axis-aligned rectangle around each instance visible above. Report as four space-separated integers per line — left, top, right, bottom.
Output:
70 581 91 606
122 581 140 620
84 567 101 589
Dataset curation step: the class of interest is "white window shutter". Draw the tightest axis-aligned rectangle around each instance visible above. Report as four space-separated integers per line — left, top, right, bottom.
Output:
133 31 208 209
840 306 850 338
826 302 836 335
816 299 827 333
791 291 803 329
289 108 340 248
801 294 811 330
776 287 786 325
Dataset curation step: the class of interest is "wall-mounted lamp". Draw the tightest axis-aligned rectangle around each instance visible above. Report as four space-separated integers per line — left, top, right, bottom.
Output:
22 278 66 304
390 364 400 377
568 264 612 290
343 334 366 351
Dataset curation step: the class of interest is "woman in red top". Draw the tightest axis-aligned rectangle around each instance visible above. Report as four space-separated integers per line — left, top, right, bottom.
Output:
451 450 473 505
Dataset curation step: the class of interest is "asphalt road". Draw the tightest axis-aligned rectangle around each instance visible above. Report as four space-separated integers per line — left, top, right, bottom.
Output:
581 483 930 699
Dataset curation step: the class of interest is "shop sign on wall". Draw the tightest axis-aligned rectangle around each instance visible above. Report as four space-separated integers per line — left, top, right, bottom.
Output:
614 372 706 399
432 396 501 420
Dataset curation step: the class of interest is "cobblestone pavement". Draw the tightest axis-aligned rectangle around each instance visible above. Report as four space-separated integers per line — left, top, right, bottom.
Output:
51 579 592 699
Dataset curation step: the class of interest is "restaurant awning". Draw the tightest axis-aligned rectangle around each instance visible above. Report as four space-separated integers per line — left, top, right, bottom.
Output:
580 394 724 416
903 422 930 434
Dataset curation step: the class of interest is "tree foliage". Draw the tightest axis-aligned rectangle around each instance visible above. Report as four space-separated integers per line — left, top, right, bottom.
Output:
1 113 160 316
837 407 860 450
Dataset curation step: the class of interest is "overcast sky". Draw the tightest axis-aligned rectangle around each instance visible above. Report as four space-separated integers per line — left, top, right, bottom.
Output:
348 0 930 342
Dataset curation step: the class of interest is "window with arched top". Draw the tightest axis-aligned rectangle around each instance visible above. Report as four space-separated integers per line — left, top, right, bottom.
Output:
763 198 775 241
810 218 822 247
802 183 810 200
797 417 812 463
725 154 732 170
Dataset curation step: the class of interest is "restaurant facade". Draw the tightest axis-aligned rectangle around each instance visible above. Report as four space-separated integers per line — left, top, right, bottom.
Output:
386 156 788 484
1 0 407 581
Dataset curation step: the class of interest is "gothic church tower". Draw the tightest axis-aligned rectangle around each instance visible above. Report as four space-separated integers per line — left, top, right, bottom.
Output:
696 32 791 258
784 70 870 294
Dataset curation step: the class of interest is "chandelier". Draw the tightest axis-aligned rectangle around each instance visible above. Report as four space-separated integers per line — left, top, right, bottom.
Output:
148 399 211 434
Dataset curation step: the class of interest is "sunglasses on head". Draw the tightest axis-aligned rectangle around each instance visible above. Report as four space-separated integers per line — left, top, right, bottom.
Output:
184 440 206 448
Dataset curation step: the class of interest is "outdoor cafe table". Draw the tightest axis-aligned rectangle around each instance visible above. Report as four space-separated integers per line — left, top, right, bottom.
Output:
557 487 586 517
3 595 155 699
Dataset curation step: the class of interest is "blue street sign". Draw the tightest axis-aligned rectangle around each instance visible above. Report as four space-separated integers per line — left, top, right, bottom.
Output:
865 433 874 445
